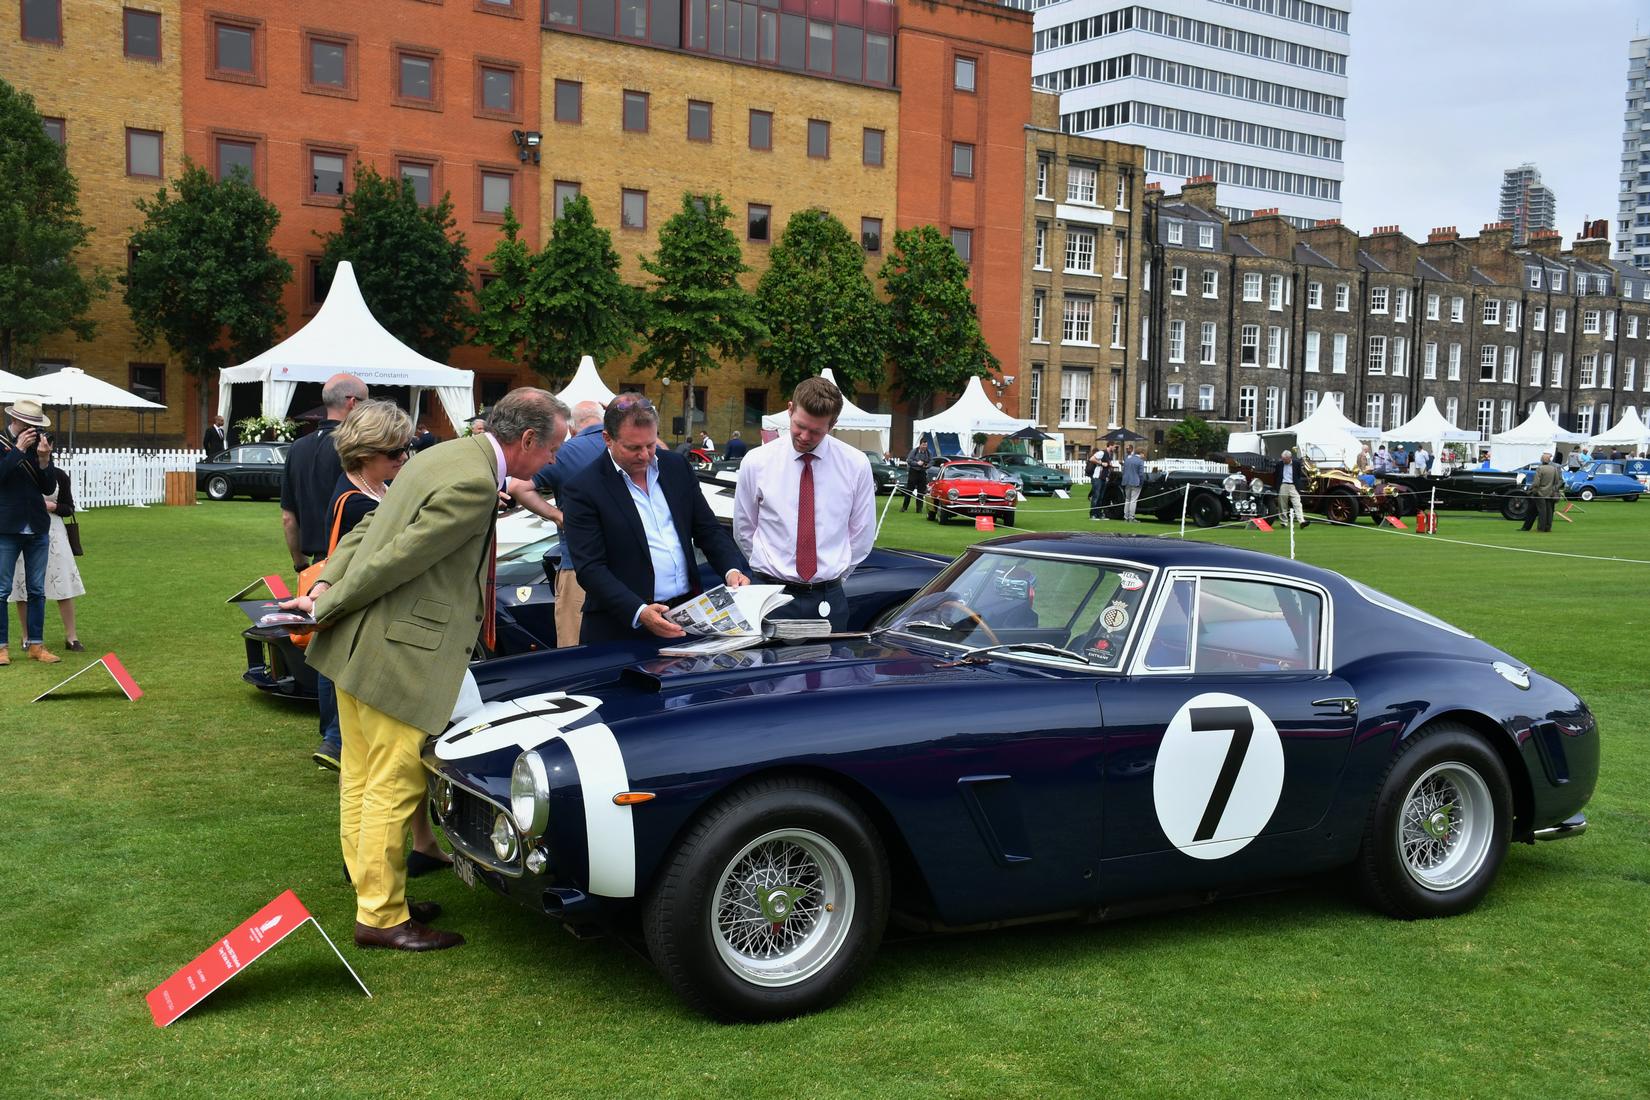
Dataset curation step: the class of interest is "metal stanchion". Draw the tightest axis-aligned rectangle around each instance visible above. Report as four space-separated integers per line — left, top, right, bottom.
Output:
1289 507 1296 560
874 481 903 544
1429 487 1437 534
1179 483 1188 539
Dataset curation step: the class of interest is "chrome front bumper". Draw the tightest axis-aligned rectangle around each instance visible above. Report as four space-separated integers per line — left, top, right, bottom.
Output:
1533 813 1587 841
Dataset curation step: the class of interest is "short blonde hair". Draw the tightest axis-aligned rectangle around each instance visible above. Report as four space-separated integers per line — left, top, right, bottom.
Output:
334 399 413 472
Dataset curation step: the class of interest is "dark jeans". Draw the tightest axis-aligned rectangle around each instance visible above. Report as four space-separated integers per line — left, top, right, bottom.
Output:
317 673 342 754
0 529 49 646
1089 478 1111 518
901 474 925 511
1522 496 1556 532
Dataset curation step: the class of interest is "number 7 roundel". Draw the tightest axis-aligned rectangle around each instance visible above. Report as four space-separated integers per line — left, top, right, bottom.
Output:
1152 692 1285 860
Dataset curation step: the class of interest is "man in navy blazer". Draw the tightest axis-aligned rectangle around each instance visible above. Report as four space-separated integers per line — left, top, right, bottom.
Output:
563 395 749 645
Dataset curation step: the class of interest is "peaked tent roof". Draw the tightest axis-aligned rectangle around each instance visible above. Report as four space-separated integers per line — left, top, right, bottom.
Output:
1380 396 1478 444
1280 393 1382 442
1489 401 1589 445
556 355 617 408
1589 406 1650 447
217 261 475 430
912 376 1034 436
761 369 893 434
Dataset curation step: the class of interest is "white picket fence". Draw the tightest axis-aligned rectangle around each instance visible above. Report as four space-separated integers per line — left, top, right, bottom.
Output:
61 449 205 509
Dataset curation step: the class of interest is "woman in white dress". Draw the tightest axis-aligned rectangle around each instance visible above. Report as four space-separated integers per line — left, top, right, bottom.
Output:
10 433 85 651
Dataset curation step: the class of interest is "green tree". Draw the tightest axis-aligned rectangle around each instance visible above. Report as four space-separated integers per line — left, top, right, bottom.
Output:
879 225 998 418
318 165 471 360
754 208 887 395
123 160 290 423
0 78 108 375
474 198 640 384
636 193 765 437
1164 415 1229 458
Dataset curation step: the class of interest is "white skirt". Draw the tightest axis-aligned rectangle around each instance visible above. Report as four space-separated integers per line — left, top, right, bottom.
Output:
9 513 85 602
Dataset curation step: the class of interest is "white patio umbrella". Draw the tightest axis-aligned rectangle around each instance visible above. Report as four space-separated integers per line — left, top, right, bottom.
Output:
24 366 165 448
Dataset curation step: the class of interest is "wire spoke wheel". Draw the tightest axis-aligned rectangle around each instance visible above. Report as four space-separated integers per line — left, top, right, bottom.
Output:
711 828 854 988
1396 762 1494 892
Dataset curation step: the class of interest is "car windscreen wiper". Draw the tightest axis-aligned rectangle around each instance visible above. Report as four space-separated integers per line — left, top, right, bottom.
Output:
946 642 1094 666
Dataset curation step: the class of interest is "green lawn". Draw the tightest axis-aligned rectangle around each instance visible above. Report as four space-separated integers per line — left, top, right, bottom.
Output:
3 495 1647 1098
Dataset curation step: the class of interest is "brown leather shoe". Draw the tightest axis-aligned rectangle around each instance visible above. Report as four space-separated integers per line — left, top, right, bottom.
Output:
26 644 61 664
354 919 464 952
0 646 9 666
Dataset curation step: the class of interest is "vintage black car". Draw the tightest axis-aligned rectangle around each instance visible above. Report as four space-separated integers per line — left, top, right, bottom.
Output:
196 443 290 501
1376 470 1530 520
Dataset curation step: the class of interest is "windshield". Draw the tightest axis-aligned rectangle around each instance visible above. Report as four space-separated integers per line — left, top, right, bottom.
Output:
498 533 561 564
886 549 1152 669
941 463 1000 481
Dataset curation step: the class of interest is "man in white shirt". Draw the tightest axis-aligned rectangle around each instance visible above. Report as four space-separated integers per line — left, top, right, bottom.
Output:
734 376 876 631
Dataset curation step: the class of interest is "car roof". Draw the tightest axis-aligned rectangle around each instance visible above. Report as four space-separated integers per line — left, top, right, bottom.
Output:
976 531 1342 587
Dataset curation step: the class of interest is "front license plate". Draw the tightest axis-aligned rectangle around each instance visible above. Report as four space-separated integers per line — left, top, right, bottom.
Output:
452 851 477 889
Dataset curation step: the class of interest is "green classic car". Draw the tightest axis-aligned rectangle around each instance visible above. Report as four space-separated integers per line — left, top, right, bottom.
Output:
863 450 900 494
985 451 1072 495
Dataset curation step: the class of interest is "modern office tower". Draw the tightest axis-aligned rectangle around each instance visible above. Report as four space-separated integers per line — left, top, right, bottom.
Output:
1018 0 1350 226
1499 163 1556 245
1620 36 1650 269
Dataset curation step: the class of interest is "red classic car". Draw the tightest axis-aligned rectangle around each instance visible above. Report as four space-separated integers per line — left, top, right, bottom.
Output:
926 459 1020 526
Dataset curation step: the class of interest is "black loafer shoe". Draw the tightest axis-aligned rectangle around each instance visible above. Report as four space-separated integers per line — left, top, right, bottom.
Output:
407 898 442 924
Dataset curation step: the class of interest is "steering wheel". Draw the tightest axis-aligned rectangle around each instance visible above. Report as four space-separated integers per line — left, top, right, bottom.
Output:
933 599 1000 645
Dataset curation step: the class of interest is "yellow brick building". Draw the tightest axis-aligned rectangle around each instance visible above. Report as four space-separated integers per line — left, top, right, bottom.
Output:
1 0 187 441
538 31 900 441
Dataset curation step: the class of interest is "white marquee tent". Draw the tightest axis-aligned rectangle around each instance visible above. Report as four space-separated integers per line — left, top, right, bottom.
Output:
1488 401 1589 469
556 355 618 408
1379 396 1480 458
1588 407 1650 452
762 368 894 452
1258 394 1374 466
912 376 1033 449
216 261 475 433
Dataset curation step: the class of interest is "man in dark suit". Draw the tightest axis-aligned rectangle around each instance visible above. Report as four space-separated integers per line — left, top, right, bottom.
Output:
564 395 749 645
202 415 229 456
722 431 748 461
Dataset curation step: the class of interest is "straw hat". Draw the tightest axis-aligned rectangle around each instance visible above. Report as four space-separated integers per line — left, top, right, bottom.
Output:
4 399 50 428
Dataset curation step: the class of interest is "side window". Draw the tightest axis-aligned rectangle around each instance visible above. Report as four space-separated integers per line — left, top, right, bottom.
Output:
1143 577 1194 670
1194 578 1321 672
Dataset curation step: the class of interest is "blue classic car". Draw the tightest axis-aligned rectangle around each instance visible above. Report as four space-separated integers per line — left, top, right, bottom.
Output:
1565 460 1642 501
427 534 1596 1021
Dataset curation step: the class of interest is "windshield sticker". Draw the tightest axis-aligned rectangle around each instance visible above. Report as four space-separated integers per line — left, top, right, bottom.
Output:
1152 693 1284 861
1100 603 1130 633
1118 571 1144 592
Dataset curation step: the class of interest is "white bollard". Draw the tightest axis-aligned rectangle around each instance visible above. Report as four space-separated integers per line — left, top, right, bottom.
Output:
1179 482 1188 539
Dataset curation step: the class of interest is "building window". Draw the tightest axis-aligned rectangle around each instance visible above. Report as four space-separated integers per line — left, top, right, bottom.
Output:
1447 343 1461 380
1390 394 1406 430
215 138 254 184
1036 157 1049 198
950 228 972 264
808 119 830 158
1066 229 1095 274
552 180 580 219
1269 274 1284 310
749 110 772 150
1302 390 1318 416
1265 386 1281 429
1604 353 1615 387
210 17 262 82
1167 221 1183 245
1112 234 1127 277
21 0 61 43
129 362 165 404
1503 346 1517 384
952 142 974 178
384 157 428 204
1394 288 1409 322
1266 325 1283 368
123 7 160 60
1029 366 1043 422
480 169 513 216
1199 224 1214 248
1631 315 1641 338
621 188 647 229
1238 385 1258 428
1307 281 1322 308
1423 341 1438 379
1551 352 1564 386
1304 330 1320 373
396 50 437 104
687 99 713 142
1332 332 1347 374
1167 383 1183 409
1240 324 1259 365
1059 369 1092 425
1554 308 1567 333
743 388 768 427
954 55 976 91
1034 222 1047 268
1364 393 1383 431
1580 353 1597 387
1392 336 1407 377
744 203 770 242
1169 266 1186 295
1530 350 1544 387
41 117 64 145
1202 269 1218 297
1370 286 1389 314
1481 298 1501 325
1479 344 1499 382
126 128 163 179
1424 293 1439 320
1445 397 1459 426
623 90 649 132
1242 273 1262 301
1110 300 1124 347
863 128 884 166
1200 322 1217 365
1030 289 1045 341
478 62 520 119
860 217 882 253
305 34 352 95
1533 305 1546 331
1115 173 1129 209
554 80 582 123
1583 309 1601 335
1505 300 1519 331
1198 384 1214 411
1627 357 1638 390
1335 283 1350 311
1066 164 1096 204
1168 320 1185 363
1062 296 1093 344
308 149 346 198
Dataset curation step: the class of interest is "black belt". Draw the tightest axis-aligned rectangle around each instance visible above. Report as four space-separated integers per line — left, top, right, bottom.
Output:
753 571 841 593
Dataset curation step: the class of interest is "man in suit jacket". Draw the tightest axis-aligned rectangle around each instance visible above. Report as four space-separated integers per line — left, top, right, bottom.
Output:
202 415 229 456
564 394 749 645
289 388 569 952
1522 452 1564 532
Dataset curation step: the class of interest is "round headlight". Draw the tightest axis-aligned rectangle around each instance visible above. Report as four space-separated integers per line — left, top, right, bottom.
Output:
1005 489 1018 501
510 752 550 836
948 488 960 500
491 811 519 862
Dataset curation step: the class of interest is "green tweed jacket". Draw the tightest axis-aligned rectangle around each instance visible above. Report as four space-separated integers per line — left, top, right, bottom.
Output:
306 434 497 735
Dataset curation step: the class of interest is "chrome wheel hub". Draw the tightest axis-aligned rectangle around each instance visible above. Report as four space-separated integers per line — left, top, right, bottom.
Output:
711 828 854 988
1398 762 1494 892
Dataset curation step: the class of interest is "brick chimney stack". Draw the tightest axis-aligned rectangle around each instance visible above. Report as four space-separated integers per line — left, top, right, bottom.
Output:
1180 174 1218 212
1426 226 1459 243
1361 225 1417 273
1464 222 1518 283
1419 228 1467 280
1525 228 1563 257
1232 208 1297 260
1299 220 1360 268
1572 237 1612 264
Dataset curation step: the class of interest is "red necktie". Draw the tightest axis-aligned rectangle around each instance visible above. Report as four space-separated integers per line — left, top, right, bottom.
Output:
482 513 497 651
796 452 817 582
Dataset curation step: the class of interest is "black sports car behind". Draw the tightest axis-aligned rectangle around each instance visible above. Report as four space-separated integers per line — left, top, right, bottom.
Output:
197 443 290 501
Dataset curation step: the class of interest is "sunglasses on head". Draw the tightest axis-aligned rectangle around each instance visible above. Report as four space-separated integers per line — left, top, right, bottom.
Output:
613 394 654 411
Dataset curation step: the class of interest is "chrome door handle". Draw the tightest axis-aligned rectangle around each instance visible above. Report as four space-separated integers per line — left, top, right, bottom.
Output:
1312 696 1359 715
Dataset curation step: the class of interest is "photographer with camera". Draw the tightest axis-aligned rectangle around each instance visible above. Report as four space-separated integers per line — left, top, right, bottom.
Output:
0 399 61 665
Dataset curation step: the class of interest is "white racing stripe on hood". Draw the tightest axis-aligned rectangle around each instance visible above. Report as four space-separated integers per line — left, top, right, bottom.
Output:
434 693 603 761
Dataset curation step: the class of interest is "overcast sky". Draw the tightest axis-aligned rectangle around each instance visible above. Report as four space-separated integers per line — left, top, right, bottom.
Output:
1341 0 1648 239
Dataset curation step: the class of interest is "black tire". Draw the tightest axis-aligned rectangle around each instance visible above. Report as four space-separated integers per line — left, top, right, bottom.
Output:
1626 495 1640 503
1356 722 1512 920
643 777 890 1022
1002 511 1016 528
206 475 232 501
1578 487 1596 501
1500 494 1531 521
1189 493 1221 528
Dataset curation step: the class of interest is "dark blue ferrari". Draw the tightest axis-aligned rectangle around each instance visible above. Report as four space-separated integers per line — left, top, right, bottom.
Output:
426 533 1597 1021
